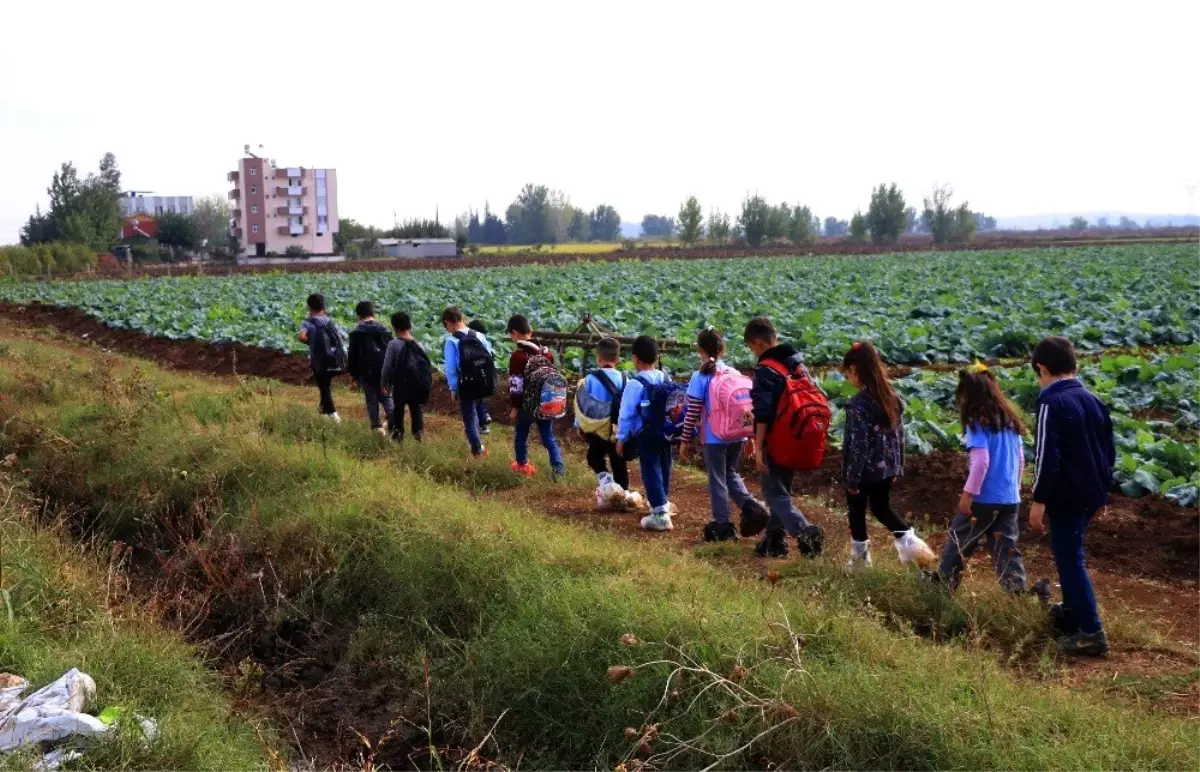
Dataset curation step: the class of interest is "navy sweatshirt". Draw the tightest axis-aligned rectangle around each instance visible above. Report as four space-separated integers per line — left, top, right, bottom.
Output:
1032 378 1116 512
750 343 809 426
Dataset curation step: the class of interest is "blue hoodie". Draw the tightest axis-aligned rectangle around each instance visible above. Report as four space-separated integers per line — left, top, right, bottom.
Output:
443 330 492 395
1032 378 1116 512
616 368 668 444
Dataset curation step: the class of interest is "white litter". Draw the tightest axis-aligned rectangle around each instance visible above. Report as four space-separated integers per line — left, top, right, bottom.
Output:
0 669 158 769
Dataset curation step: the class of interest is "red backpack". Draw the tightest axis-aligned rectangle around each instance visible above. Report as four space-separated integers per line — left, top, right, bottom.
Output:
762 359 831 470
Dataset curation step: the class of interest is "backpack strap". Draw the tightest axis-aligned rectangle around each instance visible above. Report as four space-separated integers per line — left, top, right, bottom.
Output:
761 359 791 378
589 370 621 400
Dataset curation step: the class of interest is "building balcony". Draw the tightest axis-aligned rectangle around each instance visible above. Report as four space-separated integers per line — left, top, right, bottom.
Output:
275 186 306 196
231 208 243 219
277 205 308 216
278 225 309 236
228 189 241 200
227 170 239 182
274 167 304 179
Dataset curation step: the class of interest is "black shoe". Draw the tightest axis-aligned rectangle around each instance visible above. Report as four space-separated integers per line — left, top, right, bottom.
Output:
1030 578 1052 607
703 521 739 542
754 529 788 559
796 524 824 558
1049 603 1079 636
920 570 945 586
480 424 491 435
1057 629 1109 656
739 499 770 538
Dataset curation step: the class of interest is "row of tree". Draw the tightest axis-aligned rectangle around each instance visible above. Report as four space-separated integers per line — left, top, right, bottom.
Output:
20 154 123 252
453 184 624 246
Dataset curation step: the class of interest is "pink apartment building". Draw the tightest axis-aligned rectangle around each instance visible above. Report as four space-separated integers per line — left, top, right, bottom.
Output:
228 155 338 257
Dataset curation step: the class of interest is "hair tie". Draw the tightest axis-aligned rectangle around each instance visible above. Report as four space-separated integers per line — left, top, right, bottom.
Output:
851 341 863 350
967 361 988 374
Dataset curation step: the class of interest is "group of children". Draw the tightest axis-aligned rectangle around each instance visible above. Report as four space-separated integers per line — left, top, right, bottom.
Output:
301 293 1116 656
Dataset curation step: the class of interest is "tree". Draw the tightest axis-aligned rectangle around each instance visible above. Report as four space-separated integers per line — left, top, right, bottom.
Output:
41 156 123 252
589 205 622 241
335 217 375 254
865 183 907 244
567 209 590 242
922 185 979 243
678 196 703 245
789 205 817 245
388 219 449 239
1118 216 1140 230
823 216 848 237
547 189 573 243
738 195 770 247
974 213 997 231
641 214 676 240
191 195 233 257
505 184 552 244
1095 216 1110 229
953 204 977 243
1068 216 1088 231
482 206 507 245
707 209 731 243
156 211 198 260
284 244 308 257
848 211 868 242
20 206 58 245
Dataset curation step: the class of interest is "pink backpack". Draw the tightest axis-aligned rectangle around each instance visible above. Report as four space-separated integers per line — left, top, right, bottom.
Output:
706 366 755 442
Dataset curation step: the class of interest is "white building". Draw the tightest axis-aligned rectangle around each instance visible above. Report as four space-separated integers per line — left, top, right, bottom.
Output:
377 238 458 258
119 194 194 217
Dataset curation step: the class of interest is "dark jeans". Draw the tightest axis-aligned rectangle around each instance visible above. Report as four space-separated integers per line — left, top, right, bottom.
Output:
703 442 753 524
362 383 393 430
477 400 491 427
637 432 672 510
390 401 424 441
937 502 1027 592
586 434 629 489
515 410 564 474
759 458 811 536
846 477 910 541
459 397 484 455
314 372 336 415
1048 505 1103 634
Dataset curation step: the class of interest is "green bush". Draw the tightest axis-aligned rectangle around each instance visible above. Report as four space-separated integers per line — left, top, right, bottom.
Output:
0 242 96 277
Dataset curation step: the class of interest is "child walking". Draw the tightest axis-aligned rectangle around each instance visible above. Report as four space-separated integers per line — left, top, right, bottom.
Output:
505 314 566 479
467 319 493 435
744 317 825 558
929 364 1028 592
380 312 432 442
680 328 770 542
442 306 496 458
840 341 935 569
575 337 643 511
297 293 345 423
1029 336 1116 656
347 301 393 435
616 336 675 532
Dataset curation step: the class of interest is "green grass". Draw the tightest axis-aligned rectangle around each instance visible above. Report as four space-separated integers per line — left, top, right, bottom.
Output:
0 478 270 771
0 335 1197 770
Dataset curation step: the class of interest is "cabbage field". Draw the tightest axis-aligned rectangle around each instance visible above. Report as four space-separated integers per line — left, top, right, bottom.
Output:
1 243 1196 503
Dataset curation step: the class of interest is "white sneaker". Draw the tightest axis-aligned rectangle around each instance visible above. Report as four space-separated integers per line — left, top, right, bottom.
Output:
322 412 342 424
601 481 628 506
894 529 936 567
623 491 646 512
844 539 872 572
375 427 387 437
594 487 612 511
639 512 674 532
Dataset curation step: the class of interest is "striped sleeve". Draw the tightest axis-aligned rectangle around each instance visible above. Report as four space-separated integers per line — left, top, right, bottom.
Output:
1031 402 1061 504
682 395 704 441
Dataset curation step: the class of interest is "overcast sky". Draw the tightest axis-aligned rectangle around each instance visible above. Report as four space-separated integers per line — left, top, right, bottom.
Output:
2 0 1198 244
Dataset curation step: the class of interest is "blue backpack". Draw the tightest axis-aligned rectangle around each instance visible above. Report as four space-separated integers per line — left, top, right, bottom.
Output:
634 373 688 443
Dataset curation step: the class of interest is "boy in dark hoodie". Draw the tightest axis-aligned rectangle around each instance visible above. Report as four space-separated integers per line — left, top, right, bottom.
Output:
346 301 393 435
298 293 343 422
1028 336 1116 656
743 317 825 558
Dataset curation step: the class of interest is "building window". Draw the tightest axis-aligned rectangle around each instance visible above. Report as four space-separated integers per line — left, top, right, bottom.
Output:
249 168 256 176
251 204 258 214
250 185 257 194
252 224 259 234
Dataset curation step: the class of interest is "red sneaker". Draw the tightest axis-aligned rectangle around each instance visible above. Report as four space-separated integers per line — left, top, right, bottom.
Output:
510 461 537 477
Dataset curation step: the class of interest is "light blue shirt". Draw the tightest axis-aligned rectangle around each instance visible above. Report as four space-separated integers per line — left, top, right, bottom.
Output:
617 369 668 444
965 423 1024 505
443 330 492 395
575 367 625 429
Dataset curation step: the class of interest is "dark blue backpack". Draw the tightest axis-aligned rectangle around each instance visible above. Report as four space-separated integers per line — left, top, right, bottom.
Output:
634 374 688 443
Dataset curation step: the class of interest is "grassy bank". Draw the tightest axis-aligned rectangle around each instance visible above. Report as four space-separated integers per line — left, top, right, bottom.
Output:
0 476 270 770
0 333 1196 770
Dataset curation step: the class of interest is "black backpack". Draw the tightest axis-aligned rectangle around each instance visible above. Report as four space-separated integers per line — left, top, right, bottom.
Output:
358 327 390 381
453 330 496 400
392 340 433 405
312 320 347 376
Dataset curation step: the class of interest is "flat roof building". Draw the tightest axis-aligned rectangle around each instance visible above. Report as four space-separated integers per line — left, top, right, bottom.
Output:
228 155 338 257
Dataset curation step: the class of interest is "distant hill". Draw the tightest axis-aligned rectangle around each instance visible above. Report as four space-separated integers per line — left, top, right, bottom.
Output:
996 212 1199 230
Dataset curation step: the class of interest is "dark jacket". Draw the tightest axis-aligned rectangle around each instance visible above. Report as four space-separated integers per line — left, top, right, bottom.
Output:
750 343 809 426
1032 379 1116 512
842 390 905 490
347 320 392 385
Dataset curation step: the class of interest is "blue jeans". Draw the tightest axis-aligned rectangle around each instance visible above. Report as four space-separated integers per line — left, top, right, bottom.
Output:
703 442 752 524
363 385 394 430
515 410 564 474
459 397 484 455
1048 505 1103 634
759 459 811 536
476 400 491 427
637 432 673 510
